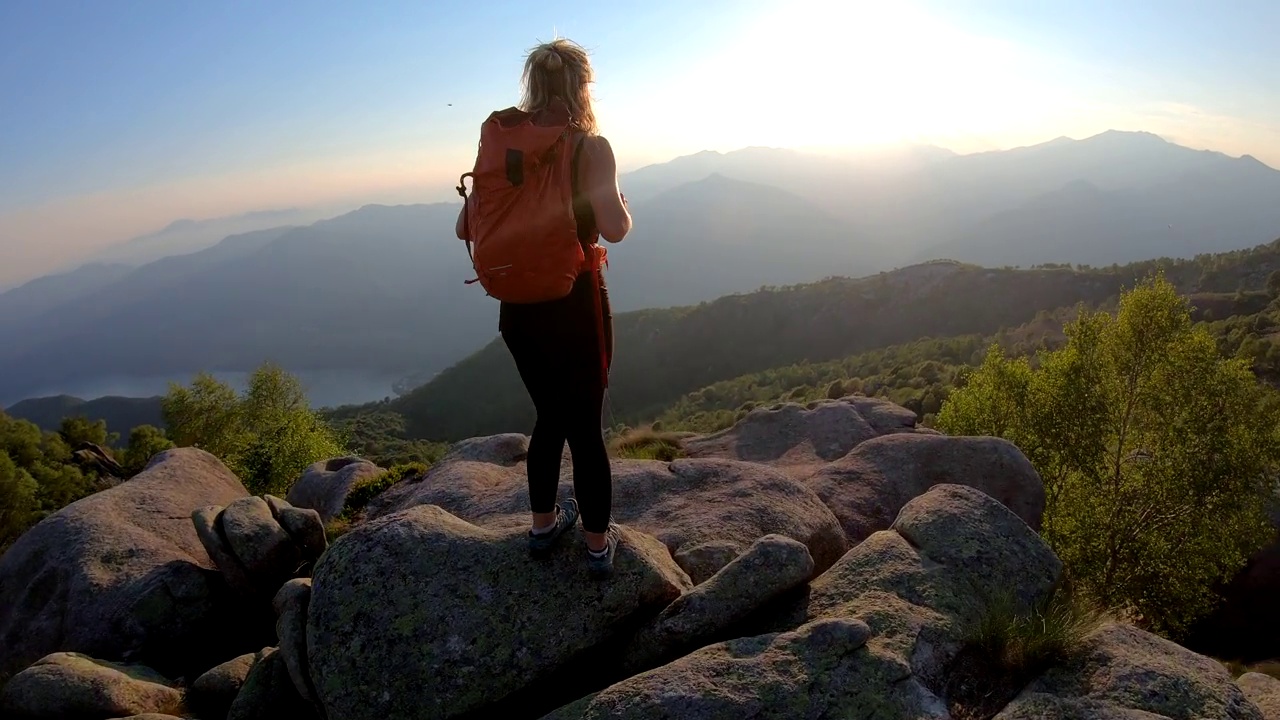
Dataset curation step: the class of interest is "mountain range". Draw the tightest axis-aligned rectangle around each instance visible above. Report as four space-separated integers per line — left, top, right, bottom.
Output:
83 207 336 268
2 129 1279 409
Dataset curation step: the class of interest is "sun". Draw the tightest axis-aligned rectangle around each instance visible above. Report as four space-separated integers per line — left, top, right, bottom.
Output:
635 0 1085 155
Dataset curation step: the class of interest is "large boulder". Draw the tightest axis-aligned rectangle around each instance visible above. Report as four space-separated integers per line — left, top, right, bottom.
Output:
802 433 1046 543
543 616 952 720
227 647 318 720
439 433 530 464
622 534 814 673
273 578 315 703
798 483 1061 688
0 652 182 720
285 456 384 522
995 622 1265 719
682 395 923 473
192 495 327 600
0 448 254 683
306 504 691 720
1239 673 1280 720
187 652 256 720
545 484 1062 719
369 455 848 584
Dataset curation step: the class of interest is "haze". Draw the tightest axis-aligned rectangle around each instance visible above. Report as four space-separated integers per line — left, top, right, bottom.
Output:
3 0 1280 287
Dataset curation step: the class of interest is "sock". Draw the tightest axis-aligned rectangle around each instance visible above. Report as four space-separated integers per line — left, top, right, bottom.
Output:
588 541 609 557
531 508 559 536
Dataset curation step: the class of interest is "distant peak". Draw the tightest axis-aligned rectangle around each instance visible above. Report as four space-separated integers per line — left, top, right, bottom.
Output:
691 172 750 188
1088 129 1169 144
1237 153 1275 170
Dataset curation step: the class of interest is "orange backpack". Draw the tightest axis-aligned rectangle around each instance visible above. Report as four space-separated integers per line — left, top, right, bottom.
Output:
456 98 605 304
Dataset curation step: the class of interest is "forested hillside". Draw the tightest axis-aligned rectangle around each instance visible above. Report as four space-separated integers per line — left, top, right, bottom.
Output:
5 395 165 434
653 288 1280 436
375 239 1280 441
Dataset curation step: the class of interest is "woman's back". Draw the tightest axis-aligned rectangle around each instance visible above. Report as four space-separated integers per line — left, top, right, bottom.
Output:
457 36 630 579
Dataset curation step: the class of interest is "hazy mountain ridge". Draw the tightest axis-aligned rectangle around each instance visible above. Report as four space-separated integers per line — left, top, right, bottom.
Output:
0 263 136 336
605 173 889 309
622 130 1280 262
0 175 888 406
4 395 165 434
84 206 332 267
3 129 1279 409
0 204 496 407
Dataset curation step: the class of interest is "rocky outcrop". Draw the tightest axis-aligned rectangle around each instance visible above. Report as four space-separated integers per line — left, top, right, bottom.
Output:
545 484 1061 719
3 397 1272 720
370 456 848 584
305 505 691 720
546 617 899 720
622 533 814 672
439 433 530 464
0 448 252 683
996 622 1264 719
803 432 1046 543
363 400 1044 585
0 652 182 720
682 395 924 472
192 494 327 599
285 455 384 522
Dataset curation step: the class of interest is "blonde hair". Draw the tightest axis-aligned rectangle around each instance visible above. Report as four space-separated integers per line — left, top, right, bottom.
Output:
520 38 598 136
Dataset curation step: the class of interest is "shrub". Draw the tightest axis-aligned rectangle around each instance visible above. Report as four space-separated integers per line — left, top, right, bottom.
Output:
946 584 1108 720
119 425 175 477
609 427 687 461
340 462 428 520
163 364 346 495
938 274 1280 638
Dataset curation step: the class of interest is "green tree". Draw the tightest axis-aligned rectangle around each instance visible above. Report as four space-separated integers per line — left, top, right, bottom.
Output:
58 416 115 448
938 274 1280 638
163 364 346 495
163 372 249 461
120 425 176 477
0 451 40 552
1267 270 1280 299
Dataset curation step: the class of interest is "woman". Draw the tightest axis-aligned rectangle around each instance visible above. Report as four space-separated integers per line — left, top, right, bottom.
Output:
456 38 632 577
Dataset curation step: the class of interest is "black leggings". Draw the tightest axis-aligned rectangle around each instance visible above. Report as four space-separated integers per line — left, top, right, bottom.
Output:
500 275 613 534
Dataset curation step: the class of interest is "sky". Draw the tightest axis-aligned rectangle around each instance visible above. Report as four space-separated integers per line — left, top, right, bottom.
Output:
2 0 1280 287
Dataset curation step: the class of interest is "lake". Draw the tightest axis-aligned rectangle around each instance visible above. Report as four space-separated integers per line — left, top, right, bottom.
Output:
4 369 408 409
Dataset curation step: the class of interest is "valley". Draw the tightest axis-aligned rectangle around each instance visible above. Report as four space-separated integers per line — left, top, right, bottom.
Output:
4 130 1280 423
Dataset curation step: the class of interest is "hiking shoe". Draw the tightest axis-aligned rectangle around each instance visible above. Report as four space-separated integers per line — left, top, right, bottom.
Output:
528 498 580 556
586 523 620 579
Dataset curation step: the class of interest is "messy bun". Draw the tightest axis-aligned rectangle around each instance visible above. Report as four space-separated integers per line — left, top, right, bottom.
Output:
520 38 598 135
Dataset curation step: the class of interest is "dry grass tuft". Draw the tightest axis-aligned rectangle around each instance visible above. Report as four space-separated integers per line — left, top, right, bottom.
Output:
608 426 687 461
947 583 1109 720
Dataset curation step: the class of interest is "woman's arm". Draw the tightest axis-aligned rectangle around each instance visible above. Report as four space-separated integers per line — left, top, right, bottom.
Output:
583 135 632 243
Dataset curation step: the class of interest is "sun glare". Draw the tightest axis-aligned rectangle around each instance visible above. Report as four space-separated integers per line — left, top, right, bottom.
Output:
638 0 1088 155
